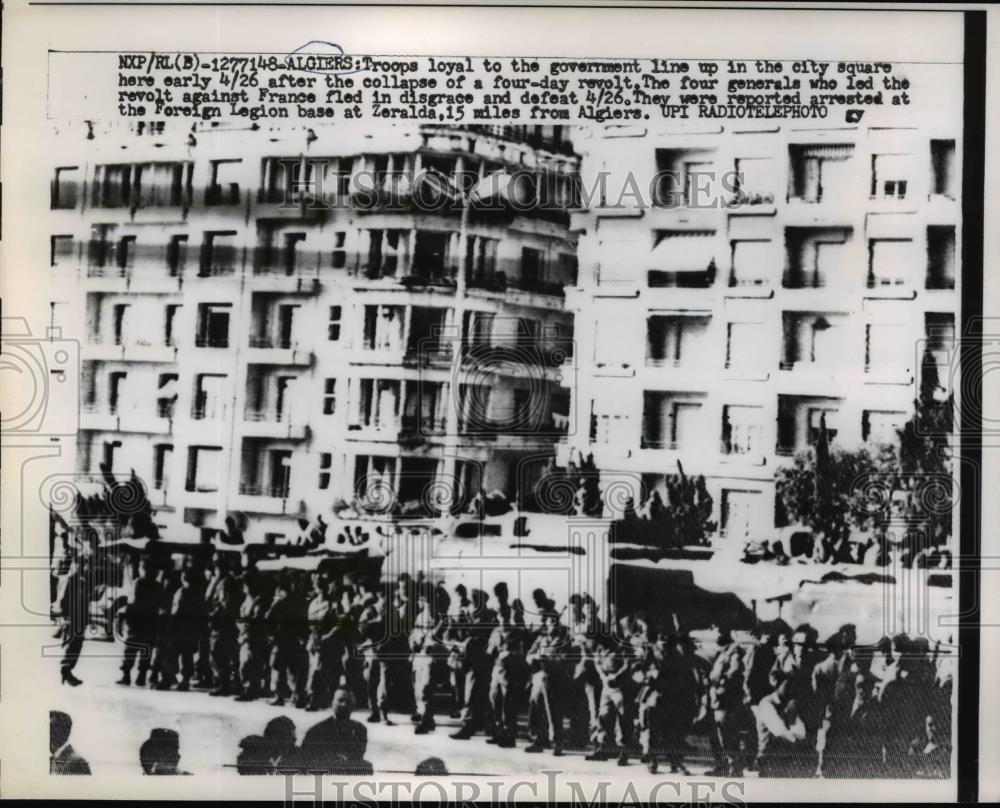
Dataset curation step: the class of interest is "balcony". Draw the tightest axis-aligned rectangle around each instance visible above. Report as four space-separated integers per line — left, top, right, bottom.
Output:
79 405 119 432
83 340 178 363
247 337 313 366
205 184 242 206
234 483 304 516
242 408 310 440
79 405 172 434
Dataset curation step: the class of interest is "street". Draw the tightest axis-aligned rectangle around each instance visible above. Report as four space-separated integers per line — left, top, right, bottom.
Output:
50 638 717 783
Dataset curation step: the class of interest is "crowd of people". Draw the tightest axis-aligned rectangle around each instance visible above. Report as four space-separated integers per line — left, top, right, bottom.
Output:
55 550 954 778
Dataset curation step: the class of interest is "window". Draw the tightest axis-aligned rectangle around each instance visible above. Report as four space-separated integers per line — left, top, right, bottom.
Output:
282 232 307 275
784 227 851 288
807 407 839 444
102 440 122 472
412 231 451 283
136 162 192 207
782 313 845 368
164 304 181 347
646 314 710 366
865 323 910 375
732 157 776 205
108 371 127 413
729 239 773 287
521 247 545 289
116 236 137 271
50 235 74 267
196 303 231 348
641 392 703 450
722 405 762 456
328 305 343 341
321 157 353 200
788 144 853 202
93 164 133 208
868 239 913 288
862 410 905 444
463 310 494 351
323 378 337 415
51 166 80 209
925 312 956 392
871 154 911 199
156 373 178 418
153 444 173 490
112 304 130 345
192 373 227 420
185 446 223 493
200 231 238 277
654 148 715 207
726 322 767 372
167 235 189 276
721 490 761 540
363 305 404 351
926 226 956 290
319 452 332 490
261 156 313 204
466 236 500 287
332 232 347 269
207 159 242 205
930 140 956 199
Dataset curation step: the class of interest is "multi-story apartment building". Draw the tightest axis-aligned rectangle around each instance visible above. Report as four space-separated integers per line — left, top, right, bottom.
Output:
49 122 578 543
562 123 960 543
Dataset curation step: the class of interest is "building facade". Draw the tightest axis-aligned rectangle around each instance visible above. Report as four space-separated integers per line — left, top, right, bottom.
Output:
49 122 578 543
561 123 960 543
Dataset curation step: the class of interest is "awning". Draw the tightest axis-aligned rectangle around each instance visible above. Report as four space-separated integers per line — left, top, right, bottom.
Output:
470 171 535 207
650 233 716 273
411 167 460 205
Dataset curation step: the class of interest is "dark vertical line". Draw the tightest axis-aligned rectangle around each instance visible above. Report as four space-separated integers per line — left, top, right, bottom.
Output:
958 8 985 804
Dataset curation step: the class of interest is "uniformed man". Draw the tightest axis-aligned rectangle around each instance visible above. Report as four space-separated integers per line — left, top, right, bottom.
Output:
207 557 243 697
267 573 308 707
487 627 530 747
170 568 204 691
117 558 160 688
585 638 635 765
450 589 498 740
524 608 571 755
234 573 268 702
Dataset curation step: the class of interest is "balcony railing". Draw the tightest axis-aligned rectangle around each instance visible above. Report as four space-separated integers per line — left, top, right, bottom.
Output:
239 481 291 498
194 336 229 348
205 184 241 206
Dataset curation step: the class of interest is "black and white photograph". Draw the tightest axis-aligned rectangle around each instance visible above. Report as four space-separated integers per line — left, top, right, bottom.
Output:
0 2 993 803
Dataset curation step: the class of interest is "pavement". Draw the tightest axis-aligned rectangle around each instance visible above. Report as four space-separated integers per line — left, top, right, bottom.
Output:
50 638 718 783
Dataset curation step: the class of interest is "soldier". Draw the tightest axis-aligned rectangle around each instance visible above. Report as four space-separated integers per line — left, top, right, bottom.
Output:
524 608 571 755
585 637 635 765
267 573 309 707
781 623 822 777
410 595 447 735
234 573 268 702
207 556 243 697
169 567 205 691
149 566 181 689
118 557 160 688
450 589 498 740
487 628 530 748
358 586 393 724
60 557 92 687
305 572 338 711
448 584 472 717
706 625 747 776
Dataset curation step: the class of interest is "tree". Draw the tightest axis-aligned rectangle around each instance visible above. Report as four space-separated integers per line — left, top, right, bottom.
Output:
894 345 955 547
775 428 889 560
